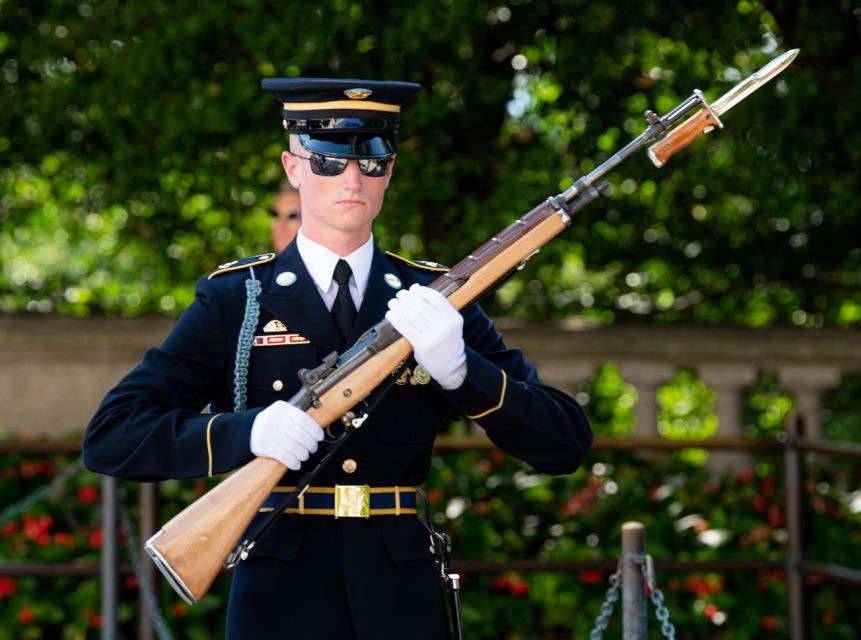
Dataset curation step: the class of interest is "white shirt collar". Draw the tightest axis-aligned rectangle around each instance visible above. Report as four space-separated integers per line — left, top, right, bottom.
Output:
295 228 374 297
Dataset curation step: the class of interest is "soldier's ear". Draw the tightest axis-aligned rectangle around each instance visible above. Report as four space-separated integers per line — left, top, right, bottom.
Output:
384 154 396 188
282 150 301 189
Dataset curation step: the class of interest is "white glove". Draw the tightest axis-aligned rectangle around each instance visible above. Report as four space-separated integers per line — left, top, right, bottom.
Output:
385 284 467 390
250 401 325 470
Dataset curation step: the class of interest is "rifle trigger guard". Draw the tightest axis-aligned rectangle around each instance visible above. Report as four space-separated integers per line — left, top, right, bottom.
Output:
224 539 255 569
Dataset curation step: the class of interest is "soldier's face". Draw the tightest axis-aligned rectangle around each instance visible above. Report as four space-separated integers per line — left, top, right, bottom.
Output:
282 137 393 248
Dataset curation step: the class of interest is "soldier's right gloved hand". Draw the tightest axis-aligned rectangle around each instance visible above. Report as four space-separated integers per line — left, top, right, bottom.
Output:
250 401 325 470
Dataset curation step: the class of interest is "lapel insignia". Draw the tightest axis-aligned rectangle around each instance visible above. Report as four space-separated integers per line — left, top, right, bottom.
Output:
411 365 432 385
262 319 288 333
394 367 411 386
276 271 298 287
253 334 311 347
384 273 402 290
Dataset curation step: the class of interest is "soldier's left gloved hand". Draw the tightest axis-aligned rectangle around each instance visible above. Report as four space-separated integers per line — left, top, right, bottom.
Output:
385 283 467 390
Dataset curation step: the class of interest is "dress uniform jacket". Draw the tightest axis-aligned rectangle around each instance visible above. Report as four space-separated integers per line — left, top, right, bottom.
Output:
83 239 592 639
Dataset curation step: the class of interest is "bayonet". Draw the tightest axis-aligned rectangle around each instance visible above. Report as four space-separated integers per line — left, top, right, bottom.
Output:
647 48 800 167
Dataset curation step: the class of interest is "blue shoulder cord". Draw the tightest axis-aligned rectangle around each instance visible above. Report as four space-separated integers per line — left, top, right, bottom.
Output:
233 266 262 412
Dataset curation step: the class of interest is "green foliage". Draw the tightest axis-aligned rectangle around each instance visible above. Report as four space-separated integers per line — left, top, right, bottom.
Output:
577 363 637 437
2 448 860 639
1 1 858 324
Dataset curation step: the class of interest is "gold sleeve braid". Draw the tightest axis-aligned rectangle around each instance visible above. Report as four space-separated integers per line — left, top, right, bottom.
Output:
206 413 223 477
466 370 508 420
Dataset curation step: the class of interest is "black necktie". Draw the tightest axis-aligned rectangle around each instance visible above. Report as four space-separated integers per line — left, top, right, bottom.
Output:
331 259 357 343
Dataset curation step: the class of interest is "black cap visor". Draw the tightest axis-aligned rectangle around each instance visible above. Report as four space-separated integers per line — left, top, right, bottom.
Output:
298 132 395 159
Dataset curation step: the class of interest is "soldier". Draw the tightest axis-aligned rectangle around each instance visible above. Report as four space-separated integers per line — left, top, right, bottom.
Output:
83 78 592 639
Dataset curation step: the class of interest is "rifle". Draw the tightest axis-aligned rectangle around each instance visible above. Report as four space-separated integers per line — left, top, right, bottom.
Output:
145 49 799 604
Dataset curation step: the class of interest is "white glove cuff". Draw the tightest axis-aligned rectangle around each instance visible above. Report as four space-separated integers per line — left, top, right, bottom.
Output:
436 356 467 390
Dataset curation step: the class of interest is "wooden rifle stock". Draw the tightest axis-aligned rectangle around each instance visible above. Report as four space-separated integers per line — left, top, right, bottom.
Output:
146 200 568 603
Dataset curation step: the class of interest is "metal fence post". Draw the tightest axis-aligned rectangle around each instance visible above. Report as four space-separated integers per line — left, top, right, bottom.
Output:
138 482 159 640
785 415 808 640
100 475 119 640
621 521 647 640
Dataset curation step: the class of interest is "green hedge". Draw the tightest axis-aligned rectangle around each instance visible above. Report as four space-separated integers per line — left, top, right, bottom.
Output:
2 447 859 639
2 0 859 326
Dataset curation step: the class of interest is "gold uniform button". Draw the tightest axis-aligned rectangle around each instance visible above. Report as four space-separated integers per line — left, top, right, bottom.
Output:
272 379 284 391
341 459 358 474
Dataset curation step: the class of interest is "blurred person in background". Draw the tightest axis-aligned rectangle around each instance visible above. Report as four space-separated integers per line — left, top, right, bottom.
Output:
269 181 301 252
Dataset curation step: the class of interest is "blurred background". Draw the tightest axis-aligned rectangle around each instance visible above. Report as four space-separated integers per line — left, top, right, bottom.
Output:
1 1 859 638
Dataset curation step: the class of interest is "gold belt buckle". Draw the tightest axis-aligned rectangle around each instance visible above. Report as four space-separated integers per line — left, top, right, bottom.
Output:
334 485 370 518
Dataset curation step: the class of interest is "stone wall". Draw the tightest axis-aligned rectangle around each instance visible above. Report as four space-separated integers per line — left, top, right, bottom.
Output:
2 315 860 440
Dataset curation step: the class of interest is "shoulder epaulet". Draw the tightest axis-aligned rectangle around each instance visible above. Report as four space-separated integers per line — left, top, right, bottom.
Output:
385 252 449 272
207 253 276 280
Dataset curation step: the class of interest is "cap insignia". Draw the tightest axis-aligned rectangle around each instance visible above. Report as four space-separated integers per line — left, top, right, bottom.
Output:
344 88 373 100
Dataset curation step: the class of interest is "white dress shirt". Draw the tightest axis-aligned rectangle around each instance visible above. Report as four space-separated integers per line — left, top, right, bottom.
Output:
295 229 374 312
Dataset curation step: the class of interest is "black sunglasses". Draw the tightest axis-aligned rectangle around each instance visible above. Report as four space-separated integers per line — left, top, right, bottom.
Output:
289 151 392 177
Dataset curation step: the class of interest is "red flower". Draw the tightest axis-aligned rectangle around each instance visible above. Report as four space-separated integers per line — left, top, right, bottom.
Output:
806 574 824 587
760 616 779 631
577 570 604 584
738 467 754 485
53 532 77 548
474 500 491 515
91 614 103 629
703 604 718 619
89 529 103 549
508 576 529 597
1 522 19 537
18 608 35 625
490 450 506 465
172 603 187 618
122 575 140 590
491 575 510 592
0 576 17 598
19 461 38 478
23 514 53 541
427 488 441 504
685 576 722 597
822 611 837 626
702 482 719 496
766 504 784 528
77 485 99 505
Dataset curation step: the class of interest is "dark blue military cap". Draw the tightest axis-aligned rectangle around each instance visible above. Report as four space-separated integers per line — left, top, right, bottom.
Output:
261 77 421 159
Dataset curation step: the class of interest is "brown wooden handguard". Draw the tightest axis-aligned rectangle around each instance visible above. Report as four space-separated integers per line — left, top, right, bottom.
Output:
148 206 570 603
647 107 719 168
